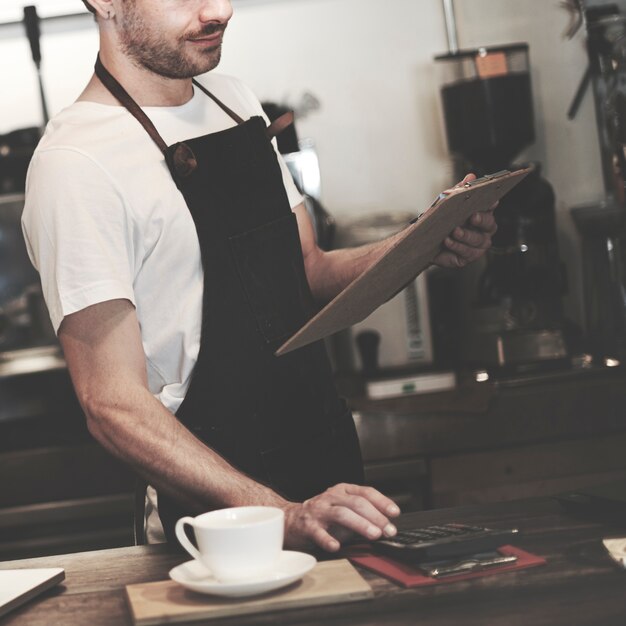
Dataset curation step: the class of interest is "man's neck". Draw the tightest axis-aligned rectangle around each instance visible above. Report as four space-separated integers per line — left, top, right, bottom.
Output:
78 44 194 108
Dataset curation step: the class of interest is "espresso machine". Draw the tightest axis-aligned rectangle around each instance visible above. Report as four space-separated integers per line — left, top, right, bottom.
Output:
434 43 577 372
567 0 626 363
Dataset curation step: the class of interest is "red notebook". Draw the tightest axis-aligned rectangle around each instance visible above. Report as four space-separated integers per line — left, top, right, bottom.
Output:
346 545 546 588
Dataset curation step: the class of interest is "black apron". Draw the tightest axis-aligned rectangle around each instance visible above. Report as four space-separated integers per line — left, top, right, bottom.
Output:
94 58 364 542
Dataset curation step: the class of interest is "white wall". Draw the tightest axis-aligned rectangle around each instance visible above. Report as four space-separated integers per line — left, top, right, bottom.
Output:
0 0 604 324
2 14 99 131
220 0 454 215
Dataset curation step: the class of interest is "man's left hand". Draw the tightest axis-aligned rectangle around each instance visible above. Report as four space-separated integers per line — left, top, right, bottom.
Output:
432 173 498 269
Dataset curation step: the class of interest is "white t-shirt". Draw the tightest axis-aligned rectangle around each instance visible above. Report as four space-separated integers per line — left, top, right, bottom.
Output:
22 72 304 416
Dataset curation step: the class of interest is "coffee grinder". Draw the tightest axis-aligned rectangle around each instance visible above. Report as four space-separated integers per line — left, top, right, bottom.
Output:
433 44 576 372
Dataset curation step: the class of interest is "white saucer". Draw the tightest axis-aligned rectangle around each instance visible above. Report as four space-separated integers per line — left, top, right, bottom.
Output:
169 551 316 598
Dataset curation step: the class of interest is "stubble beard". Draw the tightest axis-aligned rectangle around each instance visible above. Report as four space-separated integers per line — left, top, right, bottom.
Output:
118 9 224 79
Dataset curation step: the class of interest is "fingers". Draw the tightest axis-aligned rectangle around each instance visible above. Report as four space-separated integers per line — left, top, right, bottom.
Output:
320 484 399 538
431 174 498 270
434 249 470 269
283 501 340 553
468 210 498 236
332 485 401 542
345 484 401 518
460 172 477 185
433 208 498 269
283 484 402 553
442 173 477 195
433 231 492 269
311 524 342 552
450 226 491 249
329 504 388 541
441 236 489 267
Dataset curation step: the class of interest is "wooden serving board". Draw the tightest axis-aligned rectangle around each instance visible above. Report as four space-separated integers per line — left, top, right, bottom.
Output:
126 559 373 625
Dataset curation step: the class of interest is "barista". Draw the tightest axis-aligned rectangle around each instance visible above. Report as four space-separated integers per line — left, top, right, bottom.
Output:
22 0 497 551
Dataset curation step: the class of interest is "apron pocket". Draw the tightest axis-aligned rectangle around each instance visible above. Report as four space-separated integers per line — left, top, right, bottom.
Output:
229 212 312 345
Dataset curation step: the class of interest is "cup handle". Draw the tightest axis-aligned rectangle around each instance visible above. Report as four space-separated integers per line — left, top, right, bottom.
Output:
175 516 201 561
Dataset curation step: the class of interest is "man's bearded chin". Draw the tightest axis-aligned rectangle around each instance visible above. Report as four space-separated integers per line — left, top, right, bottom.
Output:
120 35 223 78
119 22 225 79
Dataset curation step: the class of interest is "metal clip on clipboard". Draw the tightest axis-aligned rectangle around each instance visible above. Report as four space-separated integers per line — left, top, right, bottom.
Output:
464 169 511 187
417 169 513 223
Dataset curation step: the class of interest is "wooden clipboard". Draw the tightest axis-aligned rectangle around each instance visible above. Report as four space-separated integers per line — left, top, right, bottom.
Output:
276 168 530 356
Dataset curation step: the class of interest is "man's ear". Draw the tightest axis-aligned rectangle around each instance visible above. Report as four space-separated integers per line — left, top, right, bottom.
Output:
84 0 115 21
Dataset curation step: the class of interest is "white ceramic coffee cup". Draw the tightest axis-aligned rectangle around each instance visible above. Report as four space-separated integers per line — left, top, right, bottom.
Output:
175 506 284 582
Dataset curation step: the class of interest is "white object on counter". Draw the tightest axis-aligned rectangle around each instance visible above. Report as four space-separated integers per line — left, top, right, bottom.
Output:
0 568 65 618
169 551 316 598
366 371 456 400
602 538 626 569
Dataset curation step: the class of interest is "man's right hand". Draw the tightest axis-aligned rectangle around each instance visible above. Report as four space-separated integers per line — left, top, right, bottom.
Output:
281 483 401 552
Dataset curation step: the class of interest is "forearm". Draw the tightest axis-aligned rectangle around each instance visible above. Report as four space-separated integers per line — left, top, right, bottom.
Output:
85 387 402 553
305 232 404 303
301 177 498 303
85 386 285 513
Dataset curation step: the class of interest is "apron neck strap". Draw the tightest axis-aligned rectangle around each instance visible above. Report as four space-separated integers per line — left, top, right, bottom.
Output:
95 55 168 155
192 79 245 125
94 55 245 156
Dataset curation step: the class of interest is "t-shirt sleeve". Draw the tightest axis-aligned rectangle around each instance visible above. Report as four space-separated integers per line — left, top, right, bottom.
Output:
22 148 137 333
270 131 306 211
277 143 306 210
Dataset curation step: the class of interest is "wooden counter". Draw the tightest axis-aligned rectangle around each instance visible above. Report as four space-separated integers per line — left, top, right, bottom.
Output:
351 366 626 508
1 497 625 626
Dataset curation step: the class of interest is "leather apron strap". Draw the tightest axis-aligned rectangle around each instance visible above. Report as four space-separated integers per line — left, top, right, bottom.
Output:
94 55 292 151
95 55 171 155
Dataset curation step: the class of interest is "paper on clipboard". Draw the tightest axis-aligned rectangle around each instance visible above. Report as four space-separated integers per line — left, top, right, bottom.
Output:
276 167 531 356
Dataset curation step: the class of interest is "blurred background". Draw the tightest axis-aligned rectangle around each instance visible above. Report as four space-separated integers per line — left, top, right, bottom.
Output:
1 0 625 562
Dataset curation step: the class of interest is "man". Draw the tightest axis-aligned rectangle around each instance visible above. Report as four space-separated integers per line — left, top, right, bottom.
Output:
22 0 497 552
